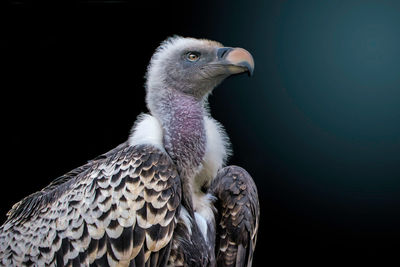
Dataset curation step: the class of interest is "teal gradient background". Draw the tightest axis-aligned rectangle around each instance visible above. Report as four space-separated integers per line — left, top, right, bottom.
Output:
3 0 400 265
208 0 400 263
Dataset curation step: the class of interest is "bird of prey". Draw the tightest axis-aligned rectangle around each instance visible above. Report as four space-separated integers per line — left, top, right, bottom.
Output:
0 36 260 267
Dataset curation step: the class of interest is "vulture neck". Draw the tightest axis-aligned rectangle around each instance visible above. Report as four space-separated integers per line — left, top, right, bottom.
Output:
153 88 207 183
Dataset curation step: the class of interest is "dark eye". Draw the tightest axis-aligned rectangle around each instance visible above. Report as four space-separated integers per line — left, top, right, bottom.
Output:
186 52 200 62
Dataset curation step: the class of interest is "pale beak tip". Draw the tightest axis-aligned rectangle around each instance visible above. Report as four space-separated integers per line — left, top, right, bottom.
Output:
224 47 255 76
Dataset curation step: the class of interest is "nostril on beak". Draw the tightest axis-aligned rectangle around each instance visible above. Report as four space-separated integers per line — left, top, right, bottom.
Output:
217 47 233 59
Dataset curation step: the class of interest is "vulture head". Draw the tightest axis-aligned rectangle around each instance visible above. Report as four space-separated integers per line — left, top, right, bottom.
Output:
145 36 254 110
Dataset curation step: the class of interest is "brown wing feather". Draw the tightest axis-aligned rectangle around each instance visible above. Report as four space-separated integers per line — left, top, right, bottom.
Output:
0 144 181 266
209 165 260 267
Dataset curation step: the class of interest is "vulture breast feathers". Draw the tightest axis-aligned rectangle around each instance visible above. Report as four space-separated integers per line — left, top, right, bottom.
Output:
0 36 259 267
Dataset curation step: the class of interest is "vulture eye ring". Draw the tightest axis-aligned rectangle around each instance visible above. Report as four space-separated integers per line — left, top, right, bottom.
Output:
186 52 200 62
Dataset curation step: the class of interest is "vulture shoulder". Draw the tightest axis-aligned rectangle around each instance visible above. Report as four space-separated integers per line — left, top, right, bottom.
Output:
209 165 260 267
4 142 130 225
0 143 181 266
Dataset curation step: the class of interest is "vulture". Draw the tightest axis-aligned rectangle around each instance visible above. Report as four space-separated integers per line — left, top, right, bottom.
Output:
0 36 260 267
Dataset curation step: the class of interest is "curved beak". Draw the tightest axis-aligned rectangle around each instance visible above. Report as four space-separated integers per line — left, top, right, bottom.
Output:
216 47 255 76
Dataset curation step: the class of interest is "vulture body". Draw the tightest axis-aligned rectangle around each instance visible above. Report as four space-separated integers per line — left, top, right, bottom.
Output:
0 36 259 266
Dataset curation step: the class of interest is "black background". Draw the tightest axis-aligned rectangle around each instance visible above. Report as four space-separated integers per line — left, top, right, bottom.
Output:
3 0 400 265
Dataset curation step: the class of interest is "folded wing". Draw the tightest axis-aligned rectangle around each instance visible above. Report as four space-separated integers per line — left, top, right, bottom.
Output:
209 166 260 267
0 144 181 266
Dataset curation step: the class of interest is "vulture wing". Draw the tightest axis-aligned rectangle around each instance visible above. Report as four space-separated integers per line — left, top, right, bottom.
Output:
209 166 260 267
0 144 181 266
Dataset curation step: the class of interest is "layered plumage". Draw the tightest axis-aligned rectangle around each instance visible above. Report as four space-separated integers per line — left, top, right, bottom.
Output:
0 36 259 266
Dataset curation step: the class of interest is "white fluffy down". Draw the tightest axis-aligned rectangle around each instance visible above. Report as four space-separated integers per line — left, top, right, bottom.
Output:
128 114 164 151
